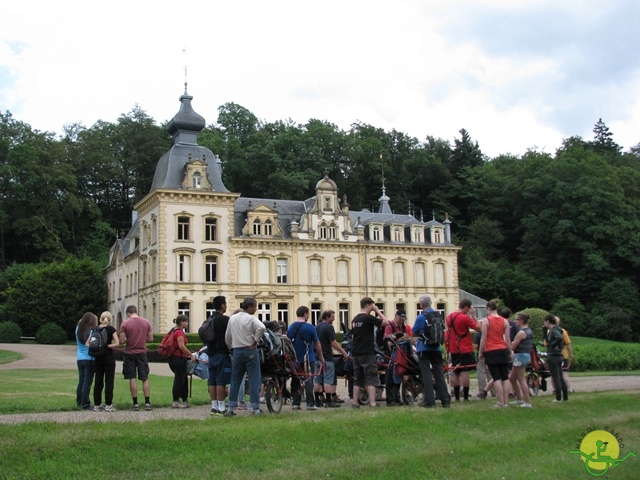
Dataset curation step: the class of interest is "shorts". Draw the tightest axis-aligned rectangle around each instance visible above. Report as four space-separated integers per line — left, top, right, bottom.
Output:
208 353 232 387
314 360 336 386
484 349 510 381
450 352 476 372
122 352 149 381
512 352 531 368
353 354 379 387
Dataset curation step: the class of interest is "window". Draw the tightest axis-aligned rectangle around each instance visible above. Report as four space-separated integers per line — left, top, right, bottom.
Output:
393 227 402 242
415 302 422 318
372 226 381 241
375 303 385 318
310 259 321 285
324 196 331 211
178 302 190 332
339 303 350 331
264 219 272 236
311 303 322 326
413 228 423 243
205 256 217 283
253 219 261 235
178 254 191 282
192 171 202 189
415 262 426 287
205 302 215 320
434 229 442 244
205 217 217 242
118 278 122 299
318 222 327 239
435 263 445 287
396 303 407 315
277 258 288 284
177 216 190 240
142 260 147 287
436 303 447 318
238 257 251 284
257 303 271 322
328 223 337 240
394 262 405 286
151 255 157 284
373 260 384 286
152 217 157 244
337 259 348 285
257 257 270 284
278 303 289 326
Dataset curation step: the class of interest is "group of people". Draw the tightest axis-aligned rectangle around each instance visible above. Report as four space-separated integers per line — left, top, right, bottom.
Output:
75 295 573 414
75 305 153 412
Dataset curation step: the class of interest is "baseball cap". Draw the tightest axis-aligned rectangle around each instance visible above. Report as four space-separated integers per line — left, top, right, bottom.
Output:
396 309 407 318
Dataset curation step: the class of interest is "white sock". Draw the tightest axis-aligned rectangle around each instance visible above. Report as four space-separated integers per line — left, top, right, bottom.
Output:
211 401 216 409
217 400 225 411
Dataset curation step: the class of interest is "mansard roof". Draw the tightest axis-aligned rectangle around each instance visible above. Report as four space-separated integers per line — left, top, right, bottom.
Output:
234 197 307 238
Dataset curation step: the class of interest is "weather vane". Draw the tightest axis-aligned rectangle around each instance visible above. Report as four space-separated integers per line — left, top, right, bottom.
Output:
182 46 188 95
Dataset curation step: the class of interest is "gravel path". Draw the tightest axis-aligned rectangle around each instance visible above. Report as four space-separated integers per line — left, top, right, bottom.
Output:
1 343 638 425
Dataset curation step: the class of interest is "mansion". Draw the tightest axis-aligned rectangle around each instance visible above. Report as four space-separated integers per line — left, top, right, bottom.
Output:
105 91 462 334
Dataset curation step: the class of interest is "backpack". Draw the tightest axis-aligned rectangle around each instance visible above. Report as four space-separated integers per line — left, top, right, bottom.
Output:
421 311 445 346
198 316 216 344
88 327 109 357
158 328 177 357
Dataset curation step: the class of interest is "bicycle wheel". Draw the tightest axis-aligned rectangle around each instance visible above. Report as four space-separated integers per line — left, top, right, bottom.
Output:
359 389 369 405
526 372 540 397
401 375 423 405
265 378 283 413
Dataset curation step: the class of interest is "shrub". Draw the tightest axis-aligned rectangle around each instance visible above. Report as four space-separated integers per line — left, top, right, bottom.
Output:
36 322 69 345
520 308 548 342
572 343 640 372
551 297 587 337
0 321 22 343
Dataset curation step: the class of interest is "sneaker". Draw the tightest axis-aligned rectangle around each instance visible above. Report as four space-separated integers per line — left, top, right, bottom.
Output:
224 409 236 417
552 399 562 403
144 403 152 411
326 402 341 408
476 391 487 399
95 404 106 411
131 404 140 411
253 409 264 415
172 401 187 409
183 402 190 408
493 403 508 408
520 403 532 408
306 405 318 411
509 400 523 406
237 403 248 411
259 397 266 404
104 405 116 412
292 405 301 410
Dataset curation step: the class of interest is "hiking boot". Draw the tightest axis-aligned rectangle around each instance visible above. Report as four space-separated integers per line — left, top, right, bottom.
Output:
224 409 236 417
131 404 140 411
104 405 116 412
144 403 152 411
333 395 345 403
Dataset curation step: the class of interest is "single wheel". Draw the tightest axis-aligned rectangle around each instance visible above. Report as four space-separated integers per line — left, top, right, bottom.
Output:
265 378 283 413
526 372 540 397
359 389 369 405
401 375 423 405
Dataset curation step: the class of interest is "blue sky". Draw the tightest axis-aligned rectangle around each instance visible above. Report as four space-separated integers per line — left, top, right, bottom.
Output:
1 0 638 157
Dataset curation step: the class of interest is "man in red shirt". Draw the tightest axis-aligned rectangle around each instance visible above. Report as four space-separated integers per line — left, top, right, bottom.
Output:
446 299 481 401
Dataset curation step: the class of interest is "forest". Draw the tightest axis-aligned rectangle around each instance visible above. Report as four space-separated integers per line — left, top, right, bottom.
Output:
0 104 639 341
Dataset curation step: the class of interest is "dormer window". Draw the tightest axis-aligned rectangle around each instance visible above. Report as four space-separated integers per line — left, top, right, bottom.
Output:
324 196 331 211
413 228 423 243
393 227 402 242
192 171 202 189
372 226 381 242
253 219 261 235
434 229 442 244
319 222 328 239
328 223 337 240
264 219 273 236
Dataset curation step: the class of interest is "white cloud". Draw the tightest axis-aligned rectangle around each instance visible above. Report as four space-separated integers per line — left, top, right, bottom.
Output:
1 0 638 157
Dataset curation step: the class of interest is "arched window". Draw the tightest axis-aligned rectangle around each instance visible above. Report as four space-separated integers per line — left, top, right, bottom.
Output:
264 219 273 236
192 171 202 189
318 222 328 239
253 219 261 235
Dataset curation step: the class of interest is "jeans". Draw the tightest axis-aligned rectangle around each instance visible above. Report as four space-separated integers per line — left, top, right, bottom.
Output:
291 360 315 407
547 355 567 401
76 359 95 409
228 347 261 410
94 362 116 405
168 356 189 402
418 350 450 407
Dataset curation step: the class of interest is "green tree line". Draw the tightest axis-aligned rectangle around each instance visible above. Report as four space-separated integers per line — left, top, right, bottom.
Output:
1 106 638 341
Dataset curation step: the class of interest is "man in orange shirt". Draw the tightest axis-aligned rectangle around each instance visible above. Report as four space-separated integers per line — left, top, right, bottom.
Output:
446 299 481 401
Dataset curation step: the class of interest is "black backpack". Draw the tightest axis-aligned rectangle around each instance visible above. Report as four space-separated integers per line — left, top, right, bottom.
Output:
198 316 216 344
421 311 445 346
88 327 109 357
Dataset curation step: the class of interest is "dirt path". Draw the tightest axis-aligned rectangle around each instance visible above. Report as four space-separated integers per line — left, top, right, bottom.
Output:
1 343 638 425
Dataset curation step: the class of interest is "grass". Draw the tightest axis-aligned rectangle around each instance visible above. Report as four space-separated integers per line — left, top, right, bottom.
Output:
0 350 22 365
0 385 638 479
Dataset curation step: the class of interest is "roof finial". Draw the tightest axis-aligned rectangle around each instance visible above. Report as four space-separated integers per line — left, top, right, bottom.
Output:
182 46 189 95
432 209 436 221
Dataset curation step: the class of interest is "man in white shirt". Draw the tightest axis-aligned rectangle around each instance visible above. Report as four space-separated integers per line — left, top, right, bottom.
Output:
224 297 266 416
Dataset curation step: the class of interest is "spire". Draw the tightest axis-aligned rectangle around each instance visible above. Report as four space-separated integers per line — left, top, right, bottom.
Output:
377 177 392 214
166 93 205 145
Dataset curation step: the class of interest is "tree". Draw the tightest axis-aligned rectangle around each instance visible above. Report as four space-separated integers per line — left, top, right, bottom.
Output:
591 118 621 155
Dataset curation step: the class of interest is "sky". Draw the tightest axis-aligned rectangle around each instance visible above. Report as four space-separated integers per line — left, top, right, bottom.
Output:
1 0 638 158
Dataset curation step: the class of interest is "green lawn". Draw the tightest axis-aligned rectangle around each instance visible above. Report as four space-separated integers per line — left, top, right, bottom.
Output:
0 350 22 365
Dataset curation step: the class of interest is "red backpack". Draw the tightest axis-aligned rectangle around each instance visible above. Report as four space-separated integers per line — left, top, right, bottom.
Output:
158 328 177 357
